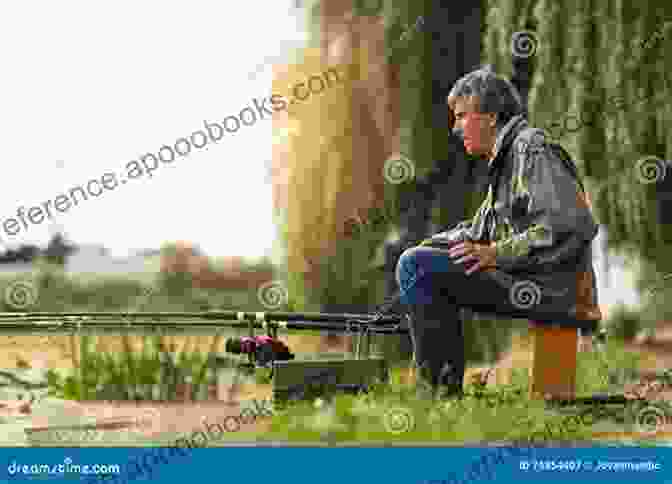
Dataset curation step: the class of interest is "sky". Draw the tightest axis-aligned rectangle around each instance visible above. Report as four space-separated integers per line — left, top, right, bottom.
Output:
0 0 308 257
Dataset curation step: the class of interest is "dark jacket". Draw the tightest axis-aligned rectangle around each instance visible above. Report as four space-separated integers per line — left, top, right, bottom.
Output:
422 114 602 321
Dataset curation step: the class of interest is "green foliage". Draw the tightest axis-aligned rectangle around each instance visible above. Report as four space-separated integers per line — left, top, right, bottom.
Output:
605 304 645 342
519 1 672 256
0 260 264 313
262 341 649 444
576 338 642 396
0 260 268 402
463 316 521 365
45 337 238 401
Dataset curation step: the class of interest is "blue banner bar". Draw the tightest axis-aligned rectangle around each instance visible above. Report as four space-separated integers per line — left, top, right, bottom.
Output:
1 447 669 483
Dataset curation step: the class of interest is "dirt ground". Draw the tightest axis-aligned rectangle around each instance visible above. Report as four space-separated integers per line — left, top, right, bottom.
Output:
0 333 351 444
0 333 350 372
1 328 671 444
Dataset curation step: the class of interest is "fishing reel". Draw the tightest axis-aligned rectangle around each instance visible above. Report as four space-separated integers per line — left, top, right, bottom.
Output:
225 335 294 369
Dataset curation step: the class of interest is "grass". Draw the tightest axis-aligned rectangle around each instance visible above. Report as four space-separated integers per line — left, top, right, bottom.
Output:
34 324 668 446
30 329 672 447
44 334 242 402
254 339 669 445
1 263 669 446
0 263 264 404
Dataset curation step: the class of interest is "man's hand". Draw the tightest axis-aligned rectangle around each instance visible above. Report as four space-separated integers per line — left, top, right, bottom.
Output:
448 241 497 275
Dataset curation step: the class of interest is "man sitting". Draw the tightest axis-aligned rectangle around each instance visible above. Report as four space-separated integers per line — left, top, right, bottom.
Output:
395 66 601 399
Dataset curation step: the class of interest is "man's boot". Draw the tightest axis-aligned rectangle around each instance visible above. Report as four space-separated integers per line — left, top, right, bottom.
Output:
407 301 465 400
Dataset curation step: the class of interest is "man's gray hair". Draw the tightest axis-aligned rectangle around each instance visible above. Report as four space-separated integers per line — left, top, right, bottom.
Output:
447 65 525 129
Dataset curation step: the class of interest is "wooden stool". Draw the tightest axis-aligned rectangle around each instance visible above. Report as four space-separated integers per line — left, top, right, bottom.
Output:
529 322 579 400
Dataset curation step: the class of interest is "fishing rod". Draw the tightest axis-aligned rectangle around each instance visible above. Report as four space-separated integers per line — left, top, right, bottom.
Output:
0 310 408 333
0 309 411 372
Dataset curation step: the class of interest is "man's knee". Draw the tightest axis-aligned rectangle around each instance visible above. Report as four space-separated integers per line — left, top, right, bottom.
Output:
395 246 423 282
398 246 423 266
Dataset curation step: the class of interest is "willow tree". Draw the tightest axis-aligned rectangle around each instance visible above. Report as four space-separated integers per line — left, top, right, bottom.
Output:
273 0 523 366
484 0 672 329
274 0 432 316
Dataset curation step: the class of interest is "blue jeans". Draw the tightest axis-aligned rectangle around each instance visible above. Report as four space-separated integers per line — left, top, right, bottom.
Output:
394 245 522 391
395 245 520 310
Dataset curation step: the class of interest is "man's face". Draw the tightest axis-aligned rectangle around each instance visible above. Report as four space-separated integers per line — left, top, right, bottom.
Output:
451 97 497 158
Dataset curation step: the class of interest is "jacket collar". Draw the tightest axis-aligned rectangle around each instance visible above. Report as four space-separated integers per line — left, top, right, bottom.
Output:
487 114 528 173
